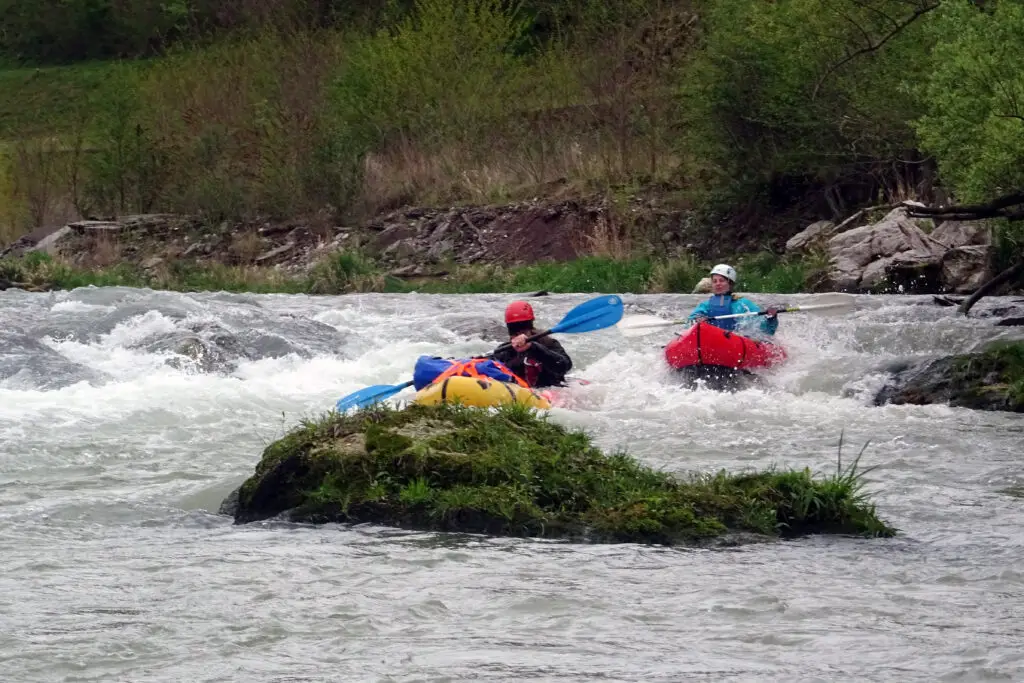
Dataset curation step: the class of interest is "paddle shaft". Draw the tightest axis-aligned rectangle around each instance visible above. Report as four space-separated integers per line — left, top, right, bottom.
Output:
708 301 851 321
617 299 856 337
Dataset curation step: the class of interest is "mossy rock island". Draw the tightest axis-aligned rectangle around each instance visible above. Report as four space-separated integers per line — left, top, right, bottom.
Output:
876 341 1024 413
221 403 895 546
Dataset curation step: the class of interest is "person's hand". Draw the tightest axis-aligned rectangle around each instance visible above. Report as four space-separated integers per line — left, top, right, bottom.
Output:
511 334 531 352
693 315 708 323
765 308 779 319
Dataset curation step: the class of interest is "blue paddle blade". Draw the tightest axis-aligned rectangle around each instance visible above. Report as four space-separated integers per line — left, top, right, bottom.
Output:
335 380 414 413
549 295 624 334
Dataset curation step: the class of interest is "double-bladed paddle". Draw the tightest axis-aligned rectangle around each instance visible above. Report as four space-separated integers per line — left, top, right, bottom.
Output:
616 294 857 338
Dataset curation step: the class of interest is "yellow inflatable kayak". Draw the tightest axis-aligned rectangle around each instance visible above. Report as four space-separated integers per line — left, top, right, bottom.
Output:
412 375 552 410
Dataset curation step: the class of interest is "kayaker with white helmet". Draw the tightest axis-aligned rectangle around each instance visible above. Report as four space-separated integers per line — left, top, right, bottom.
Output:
687 264 781 337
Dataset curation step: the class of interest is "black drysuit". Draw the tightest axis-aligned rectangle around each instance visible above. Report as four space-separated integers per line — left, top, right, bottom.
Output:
491 336 572 388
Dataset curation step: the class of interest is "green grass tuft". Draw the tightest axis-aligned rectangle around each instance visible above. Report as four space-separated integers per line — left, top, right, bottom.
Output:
232 403 897 545
953 342 1024 410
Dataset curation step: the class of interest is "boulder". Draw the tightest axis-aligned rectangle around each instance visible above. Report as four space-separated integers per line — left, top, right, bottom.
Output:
254 242 295 264
827 206 993 293
425 237 456 262
382 239 418 262
878 250 943 294
369 224 417 255
786 220 836 253
930 220 992 248
940 245 994 294
31 226 74 255
875 342 1024 413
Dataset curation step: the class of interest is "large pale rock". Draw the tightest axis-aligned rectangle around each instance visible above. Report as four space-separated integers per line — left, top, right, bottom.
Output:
692 276 713 293
30 226 74 255
786 220 836 253
369 224 416 254
857 255 898 289
886 250 944 293
930 220 992 248
826 206 995 292
941 245 994 293
827 207 943 291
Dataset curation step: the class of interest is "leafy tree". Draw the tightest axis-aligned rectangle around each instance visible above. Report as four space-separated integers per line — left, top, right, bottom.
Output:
915 0 1024 202
678 0 939 215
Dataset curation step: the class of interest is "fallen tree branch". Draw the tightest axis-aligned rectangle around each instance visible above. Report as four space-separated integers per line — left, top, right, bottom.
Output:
832 202 897 233
959 258 1024 316
0 279 47 292
903 191 1024 220
904 208 1024 222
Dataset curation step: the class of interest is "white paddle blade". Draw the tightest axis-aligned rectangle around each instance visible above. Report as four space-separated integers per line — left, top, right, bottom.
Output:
783 294 858 316
616 314 686 337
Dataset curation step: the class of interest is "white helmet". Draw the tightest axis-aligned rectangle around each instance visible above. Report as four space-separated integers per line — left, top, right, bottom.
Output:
710 263 737 283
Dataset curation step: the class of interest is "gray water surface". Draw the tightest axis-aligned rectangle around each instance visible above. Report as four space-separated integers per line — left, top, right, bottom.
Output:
2 288 1023 682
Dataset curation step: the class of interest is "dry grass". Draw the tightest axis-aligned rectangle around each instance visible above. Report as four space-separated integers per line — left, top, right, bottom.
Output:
356 125 677 219
0 148 27 244
7 138 83 230
82 233 122 268
1 10 691 239
0 139 86 245
568 209 635 261
230 229 267 264
132 30 346 220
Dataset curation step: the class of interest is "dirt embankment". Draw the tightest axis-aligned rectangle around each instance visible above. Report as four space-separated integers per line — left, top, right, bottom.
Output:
0 189 797 278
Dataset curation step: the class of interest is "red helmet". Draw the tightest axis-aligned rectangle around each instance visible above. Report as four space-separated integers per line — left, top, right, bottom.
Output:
504 301 534 324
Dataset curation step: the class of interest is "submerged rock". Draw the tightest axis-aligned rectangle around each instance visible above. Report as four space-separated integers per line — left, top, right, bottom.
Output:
448 319 507 342
875 342 1024 413
0 330 107 389
223 404 895 546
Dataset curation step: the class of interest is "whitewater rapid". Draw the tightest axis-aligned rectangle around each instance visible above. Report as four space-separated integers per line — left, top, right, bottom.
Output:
2 286 1023 681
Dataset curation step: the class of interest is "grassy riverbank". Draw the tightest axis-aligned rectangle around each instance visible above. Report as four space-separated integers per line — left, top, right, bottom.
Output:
0 250 826 295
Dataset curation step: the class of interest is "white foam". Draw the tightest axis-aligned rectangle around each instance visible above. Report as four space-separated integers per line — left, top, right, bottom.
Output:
2 291 1018 474
49 300 117 314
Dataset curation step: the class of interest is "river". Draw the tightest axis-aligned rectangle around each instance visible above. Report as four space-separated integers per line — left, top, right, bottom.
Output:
2 287 1023 682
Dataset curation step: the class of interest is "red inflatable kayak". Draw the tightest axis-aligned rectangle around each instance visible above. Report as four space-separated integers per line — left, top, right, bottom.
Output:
664 322 787 371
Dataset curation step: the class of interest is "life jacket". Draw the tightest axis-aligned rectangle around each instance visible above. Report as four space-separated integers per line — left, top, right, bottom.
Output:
522 356 542 387
705 294 737 332
412 356 529 390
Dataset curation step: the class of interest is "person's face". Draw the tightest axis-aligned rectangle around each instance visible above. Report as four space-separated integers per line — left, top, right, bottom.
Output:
507 320 533 338
711 274 732 294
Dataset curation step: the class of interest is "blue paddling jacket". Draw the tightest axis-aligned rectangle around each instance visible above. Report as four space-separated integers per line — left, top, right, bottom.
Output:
688 294 778 337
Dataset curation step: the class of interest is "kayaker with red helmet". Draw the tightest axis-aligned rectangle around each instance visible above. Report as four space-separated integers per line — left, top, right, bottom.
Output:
688 264 781 337
491 301 573 388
